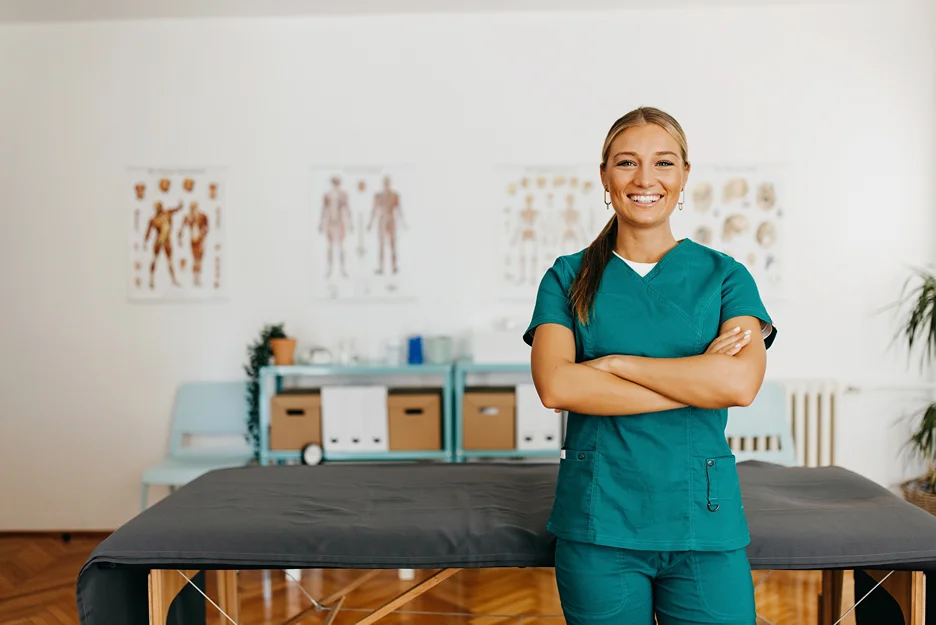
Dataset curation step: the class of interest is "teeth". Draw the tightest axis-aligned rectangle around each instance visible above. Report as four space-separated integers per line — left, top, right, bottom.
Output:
630 195 661 204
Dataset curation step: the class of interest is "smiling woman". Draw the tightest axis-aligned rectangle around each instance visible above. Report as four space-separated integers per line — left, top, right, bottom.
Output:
569 108 693 324
523 106 778 625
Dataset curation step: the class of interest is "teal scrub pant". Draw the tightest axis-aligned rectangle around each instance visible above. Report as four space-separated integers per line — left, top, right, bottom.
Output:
554 538 756 624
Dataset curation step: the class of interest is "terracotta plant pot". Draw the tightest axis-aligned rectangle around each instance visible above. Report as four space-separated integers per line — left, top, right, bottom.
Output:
269 338 297 366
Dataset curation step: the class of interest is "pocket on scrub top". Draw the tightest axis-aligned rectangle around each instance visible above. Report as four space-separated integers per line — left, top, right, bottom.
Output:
692 454 749 547
552 449 597 530
700 454 740 512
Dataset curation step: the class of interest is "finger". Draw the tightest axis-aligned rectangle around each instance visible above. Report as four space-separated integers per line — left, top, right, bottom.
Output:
724 329 752 347
716 333 751 356
727 333 752 355
712 326 742 346
705 327 742 353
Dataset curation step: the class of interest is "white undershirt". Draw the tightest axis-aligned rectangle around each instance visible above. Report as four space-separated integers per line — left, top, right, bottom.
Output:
613 251 656 277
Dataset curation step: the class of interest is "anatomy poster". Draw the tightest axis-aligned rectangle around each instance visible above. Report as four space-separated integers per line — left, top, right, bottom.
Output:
128 167 226 301
496 165 607 301
670 164 784 299
311 165 417 301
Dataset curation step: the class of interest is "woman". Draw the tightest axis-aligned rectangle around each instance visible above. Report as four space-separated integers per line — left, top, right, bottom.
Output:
524 107 776 625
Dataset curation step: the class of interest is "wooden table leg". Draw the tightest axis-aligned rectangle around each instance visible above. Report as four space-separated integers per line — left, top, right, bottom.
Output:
149 569 199 625
149 570 239 625
216 570 239 622
818 570 844 625
863 569 925 625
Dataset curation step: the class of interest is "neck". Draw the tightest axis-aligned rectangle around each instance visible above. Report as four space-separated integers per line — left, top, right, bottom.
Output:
614 222 678 263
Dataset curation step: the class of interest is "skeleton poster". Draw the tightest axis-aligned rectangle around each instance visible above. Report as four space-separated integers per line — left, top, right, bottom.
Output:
495 165 607 301
671 164 784 299
311 165 416 300
128 167 226 301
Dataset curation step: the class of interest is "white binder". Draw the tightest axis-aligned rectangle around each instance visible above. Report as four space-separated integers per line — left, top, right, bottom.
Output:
515 383 562 450
321 386 389 452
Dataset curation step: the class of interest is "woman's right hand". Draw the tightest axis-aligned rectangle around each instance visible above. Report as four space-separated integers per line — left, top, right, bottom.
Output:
704 326 752 356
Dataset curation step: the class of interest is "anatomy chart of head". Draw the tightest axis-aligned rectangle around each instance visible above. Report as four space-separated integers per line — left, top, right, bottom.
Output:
495 165 607 302
127 167 227 302
310 165 418 301
671 164 785 300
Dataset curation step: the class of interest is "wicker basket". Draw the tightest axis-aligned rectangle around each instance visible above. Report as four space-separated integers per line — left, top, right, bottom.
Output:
901 477 936 516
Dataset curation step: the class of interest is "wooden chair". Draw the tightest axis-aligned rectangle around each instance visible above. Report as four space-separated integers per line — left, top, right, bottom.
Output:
141 381 254 510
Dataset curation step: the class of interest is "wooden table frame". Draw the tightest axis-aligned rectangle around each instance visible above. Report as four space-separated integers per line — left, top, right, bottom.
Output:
148 567 462 625
148 566 925 625
818 569 925 625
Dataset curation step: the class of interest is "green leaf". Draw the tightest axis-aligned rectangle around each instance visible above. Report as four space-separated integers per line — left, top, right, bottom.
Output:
886 267 936 488
891 267 936 372
243 322 287 461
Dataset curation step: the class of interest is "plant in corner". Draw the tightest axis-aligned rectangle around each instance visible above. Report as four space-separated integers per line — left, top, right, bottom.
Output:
891 267 936 511
244 323 286 461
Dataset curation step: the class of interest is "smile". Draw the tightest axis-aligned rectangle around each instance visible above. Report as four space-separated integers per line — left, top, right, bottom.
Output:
628 194 662 206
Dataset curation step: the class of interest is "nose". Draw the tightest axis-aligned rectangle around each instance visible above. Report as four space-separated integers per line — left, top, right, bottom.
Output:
635 162 654 188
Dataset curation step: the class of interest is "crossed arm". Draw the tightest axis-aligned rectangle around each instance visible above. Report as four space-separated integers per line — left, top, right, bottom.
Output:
529 315 767 415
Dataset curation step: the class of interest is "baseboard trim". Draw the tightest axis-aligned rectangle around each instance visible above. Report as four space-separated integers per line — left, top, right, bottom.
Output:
0 530 113 539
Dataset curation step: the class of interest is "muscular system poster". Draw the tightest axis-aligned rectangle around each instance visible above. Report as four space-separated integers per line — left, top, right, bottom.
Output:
128 167 227 301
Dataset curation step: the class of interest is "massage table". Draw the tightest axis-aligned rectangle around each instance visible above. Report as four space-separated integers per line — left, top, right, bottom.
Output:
76 460 936 625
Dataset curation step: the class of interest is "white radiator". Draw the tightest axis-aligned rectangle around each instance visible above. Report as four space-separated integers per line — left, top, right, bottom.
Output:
784 378 839 467
726 378 840 468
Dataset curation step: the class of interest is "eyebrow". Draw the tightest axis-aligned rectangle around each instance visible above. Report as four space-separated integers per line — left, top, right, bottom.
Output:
614 151 679 159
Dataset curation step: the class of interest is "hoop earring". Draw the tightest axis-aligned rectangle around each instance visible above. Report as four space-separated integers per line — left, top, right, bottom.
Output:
678 189 685 211
604 189 611 209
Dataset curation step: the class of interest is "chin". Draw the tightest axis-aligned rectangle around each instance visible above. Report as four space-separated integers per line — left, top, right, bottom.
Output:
620 213 665 228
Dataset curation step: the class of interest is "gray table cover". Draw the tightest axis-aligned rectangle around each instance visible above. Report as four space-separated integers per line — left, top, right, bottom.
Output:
77 461 936 624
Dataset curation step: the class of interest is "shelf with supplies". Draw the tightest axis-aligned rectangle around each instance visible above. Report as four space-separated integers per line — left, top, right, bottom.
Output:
257 363 456 466
256 361 565 466
452 360 565 462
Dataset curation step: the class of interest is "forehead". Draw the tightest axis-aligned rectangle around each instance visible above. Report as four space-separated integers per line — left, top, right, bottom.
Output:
610 123 680 154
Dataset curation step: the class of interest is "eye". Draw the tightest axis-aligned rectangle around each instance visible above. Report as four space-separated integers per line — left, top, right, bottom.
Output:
657 160 674 167
616 160 635 167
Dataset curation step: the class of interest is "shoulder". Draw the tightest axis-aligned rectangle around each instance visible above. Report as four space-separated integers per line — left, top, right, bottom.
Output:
546 249 586 286
680 239 753 283
680 239 734 272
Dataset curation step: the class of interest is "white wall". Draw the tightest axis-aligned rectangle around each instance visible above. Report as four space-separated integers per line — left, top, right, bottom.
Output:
1 0 935 530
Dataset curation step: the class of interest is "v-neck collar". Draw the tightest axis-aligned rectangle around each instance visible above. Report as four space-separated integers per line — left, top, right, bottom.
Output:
612 238 690 282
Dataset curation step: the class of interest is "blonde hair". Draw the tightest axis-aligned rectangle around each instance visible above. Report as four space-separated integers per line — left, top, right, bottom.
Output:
600 107 689 169
569 107 689 324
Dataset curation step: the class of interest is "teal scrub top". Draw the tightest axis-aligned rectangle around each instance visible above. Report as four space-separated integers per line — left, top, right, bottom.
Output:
523 239 777 553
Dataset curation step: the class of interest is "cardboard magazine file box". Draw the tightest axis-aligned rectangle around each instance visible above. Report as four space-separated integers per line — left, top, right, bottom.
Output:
387 392 442 451
269 393 322 451
462 390 515 450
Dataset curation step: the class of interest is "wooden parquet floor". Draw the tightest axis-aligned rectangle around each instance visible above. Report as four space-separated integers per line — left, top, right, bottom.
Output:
0 533 855 624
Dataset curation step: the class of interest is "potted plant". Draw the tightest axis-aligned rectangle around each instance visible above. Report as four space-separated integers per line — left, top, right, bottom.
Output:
892 267 936 514
270 333 297 366
244 323 287 461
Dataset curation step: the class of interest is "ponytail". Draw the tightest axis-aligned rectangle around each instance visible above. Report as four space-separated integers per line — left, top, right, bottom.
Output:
569 216 617 324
